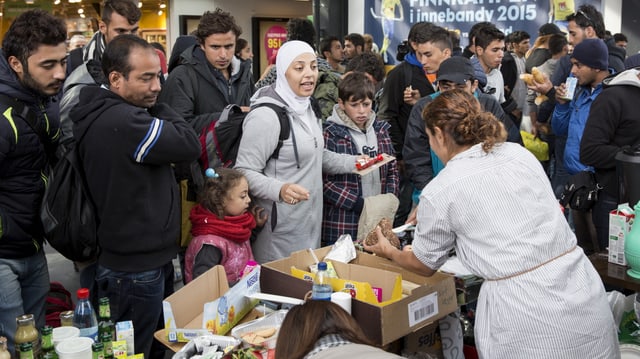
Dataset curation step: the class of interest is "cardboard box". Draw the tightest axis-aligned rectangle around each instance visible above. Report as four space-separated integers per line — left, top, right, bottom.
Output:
260 247 457 345
159 265 261 349
403 321 443 358
609 204 635 266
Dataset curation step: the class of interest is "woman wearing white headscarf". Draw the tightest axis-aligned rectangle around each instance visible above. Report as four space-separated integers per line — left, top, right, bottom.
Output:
235 41 360 263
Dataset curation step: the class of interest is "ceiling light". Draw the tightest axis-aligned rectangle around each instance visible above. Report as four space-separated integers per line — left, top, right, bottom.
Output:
77 8 83 14
159 2 166 9
25 0 35 4
138 1 142 8
69 0 82 3
54 0 61 4
157 9 163 16
80 13 85 18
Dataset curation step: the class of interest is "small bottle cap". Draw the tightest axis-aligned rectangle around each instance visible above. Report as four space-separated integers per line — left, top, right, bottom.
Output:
318 261 327 270
77 288 89 299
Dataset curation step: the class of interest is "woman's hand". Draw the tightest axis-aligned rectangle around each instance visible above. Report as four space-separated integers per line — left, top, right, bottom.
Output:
363 226 397 259
279 183 310 205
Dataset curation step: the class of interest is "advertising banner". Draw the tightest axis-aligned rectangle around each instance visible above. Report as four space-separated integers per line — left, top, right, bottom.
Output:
364 0 601 64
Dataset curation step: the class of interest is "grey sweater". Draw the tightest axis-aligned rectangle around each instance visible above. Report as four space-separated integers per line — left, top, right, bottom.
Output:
235 86 356 263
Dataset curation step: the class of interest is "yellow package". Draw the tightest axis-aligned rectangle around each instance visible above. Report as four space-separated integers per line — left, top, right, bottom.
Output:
201 265 260 335
112 340 128 359
521 131 549 161
291 262 402 305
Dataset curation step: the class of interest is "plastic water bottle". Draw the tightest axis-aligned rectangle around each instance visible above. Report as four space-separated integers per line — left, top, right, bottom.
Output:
73 288 98 341
312 261 332 301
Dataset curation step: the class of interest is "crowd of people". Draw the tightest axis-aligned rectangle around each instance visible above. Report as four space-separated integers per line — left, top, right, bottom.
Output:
1 0 639 358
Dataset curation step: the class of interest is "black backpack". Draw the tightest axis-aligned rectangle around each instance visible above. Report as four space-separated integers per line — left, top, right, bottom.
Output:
41 124 99 262
199 99 321 170
200 102 290 169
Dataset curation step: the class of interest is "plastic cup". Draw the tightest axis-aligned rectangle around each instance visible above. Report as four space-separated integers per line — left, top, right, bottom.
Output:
331 291 352 315
52 326 80 347
55 336 93 359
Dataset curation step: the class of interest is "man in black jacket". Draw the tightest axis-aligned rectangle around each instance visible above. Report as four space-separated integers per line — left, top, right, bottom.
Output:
377 22 451 227
70 35 200 358
158 8 254 134
580 67 640 251
404 57 522 198
0 9 67 355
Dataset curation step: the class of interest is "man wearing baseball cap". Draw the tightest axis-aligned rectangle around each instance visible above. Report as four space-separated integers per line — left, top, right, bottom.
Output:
551 38 610 254
403 56 522 202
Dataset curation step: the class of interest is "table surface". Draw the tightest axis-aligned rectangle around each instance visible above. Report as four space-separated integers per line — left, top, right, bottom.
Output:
589 252 640 292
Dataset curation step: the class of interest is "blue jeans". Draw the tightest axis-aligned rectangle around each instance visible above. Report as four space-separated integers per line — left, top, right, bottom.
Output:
0 250 50 355
96 264 166 359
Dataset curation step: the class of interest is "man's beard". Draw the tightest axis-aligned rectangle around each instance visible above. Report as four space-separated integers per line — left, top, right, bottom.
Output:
20 68 61 97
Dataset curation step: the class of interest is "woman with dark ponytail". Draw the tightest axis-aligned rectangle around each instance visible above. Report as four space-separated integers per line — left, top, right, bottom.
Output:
365 90 618 358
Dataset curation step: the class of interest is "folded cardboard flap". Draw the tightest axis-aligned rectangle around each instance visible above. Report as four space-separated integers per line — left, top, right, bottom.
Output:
164 265 229 330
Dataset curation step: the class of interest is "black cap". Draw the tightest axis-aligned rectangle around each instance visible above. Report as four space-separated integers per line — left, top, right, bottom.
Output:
539 23 565 36
436 57 475 85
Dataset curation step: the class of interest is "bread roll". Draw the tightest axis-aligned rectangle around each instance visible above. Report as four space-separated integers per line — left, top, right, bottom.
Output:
532 67 545 83
364 218 401 248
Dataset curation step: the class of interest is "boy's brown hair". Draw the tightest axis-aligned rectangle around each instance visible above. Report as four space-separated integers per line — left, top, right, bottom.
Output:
338 71 375 103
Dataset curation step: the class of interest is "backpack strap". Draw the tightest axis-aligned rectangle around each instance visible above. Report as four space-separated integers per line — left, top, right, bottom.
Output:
403 62 413 88
251 102 300 168
0 93 55 164
0 93 49 144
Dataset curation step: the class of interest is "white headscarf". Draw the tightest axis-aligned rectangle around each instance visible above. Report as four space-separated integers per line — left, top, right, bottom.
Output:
275 40 316 115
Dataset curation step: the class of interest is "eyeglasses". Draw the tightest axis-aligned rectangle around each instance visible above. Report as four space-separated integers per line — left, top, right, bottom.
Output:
574 9 593 27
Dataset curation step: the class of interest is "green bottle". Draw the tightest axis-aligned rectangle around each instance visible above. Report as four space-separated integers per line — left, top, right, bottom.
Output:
18 342 34 359
92 342 105 359
99 332 114 359
97 298 115 342
41 326 54 354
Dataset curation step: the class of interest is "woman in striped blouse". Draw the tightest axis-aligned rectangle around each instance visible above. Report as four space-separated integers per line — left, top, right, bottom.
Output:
364 90 619 358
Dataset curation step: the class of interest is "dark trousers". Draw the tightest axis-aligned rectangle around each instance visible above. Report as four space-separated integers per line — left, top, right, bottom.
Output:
592 191 619 252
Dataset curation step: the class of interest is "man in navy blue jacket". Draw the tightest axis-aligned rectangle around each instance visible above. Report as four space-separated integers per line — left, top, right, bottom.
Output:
70 35 200 358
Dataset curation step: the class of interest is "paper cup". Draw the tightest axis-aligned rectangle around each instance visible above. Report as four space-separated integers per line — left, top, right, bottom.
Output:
55 337 93 359
331 291 352 315
52 326 80 347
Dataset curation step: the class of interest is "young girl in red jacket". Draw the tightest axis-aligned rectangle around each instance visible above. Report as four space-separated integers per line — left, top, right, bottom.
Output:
184 168 266 285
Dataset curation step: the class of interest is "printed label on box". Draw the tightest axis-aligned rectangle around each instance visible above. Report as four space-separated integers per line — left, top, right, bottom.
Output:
408 292 439 327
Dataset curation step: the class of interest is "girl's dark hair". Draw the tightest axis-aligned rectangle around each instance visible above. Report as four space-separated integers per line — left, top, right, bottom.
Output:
275 301 375 359
422 89 506 153
338 71 375 103
199 168 246 218
196 8 242 45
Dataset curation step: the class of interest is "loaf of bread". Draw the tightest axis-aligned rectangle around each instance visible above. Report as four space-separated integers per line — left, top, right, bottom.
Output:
364 218 401 248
